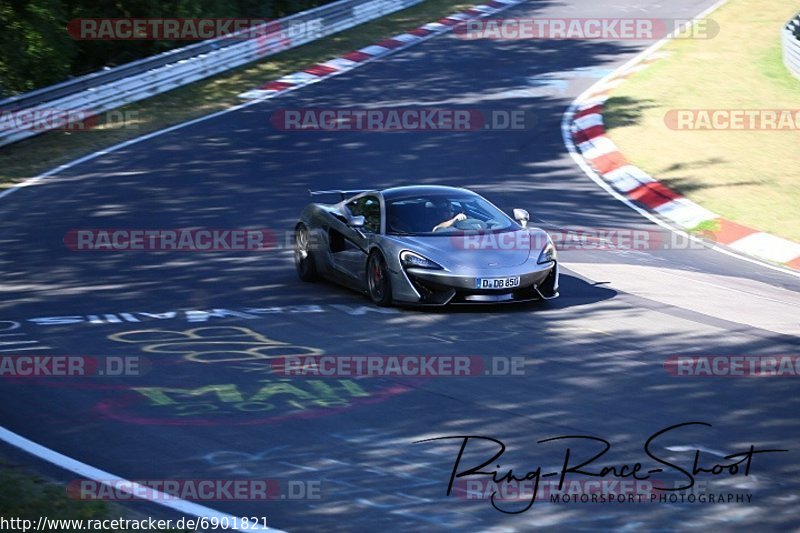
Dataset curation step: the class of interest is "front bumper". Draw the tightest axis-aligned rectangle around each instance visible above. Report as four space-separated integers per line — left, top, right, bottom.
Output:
398 261 559 305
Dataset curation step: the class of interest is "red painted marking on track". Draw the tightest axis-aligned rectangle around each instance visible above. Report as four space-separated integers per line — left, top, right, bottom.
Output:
627 181 682 208
713 219 759 245
342 51 372 62
92 384 414 427
589 151 627 175
376 38 403 49
260 81 294 91
574 105 603 119
304 64 338 76
573 125 606 143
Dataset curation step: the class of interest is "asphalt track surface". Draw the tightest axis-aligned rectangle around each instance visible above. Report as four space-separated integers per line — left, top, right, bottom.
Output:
2 0 800 531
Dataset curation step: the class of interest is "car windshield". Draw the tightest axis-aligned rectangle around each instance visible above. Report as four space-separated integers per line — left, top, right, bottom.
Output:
385 193 518 235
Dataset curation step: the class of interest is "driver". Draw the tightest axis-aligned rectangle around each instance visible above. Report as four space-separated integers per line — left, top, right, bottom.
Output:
432 200 467 232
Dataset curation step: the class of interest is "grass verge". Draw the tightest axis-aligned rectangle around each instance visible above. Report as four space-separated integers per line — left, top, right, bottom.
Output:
0 0 472 187
0 460 189 532
603 0 800 242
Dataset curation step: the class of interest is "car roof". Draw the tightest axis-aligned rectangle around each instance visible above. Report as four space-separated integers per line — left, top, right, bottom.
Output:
380 185 476 200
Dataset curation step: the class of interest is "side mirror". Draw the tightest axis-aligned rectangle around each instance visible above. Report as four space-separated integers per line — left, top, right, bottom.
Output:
513 208 530 228
349 215 366 228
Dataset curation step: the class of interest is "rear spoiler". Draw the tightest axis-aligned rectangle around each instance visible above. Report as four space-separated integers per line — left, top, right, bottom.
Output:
308 189 371 201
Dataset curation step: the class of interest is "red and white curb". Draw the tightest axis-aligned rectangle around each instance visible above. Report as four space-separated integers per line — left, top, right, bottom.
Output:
567 51 800 272
238 0 527 100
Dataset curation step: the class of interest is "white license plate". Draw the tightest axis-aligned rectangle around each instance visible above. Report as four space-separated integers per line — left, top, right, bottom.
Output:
475 276 520 289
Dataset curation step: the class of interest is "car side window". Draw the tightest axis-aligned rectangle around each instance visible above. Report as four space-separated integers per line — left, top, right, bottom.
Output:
346 196 381 233
346 199 360 219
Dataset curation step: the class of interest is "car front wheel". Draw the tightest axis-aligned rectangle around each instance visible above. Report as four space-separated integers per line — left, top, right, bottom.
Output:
294 224 318 282
366 251 392 306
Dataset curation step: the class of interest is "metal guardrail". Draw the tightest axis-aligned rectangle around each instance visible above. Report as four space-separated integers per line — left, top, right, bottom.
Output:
784 13 800 81
0 0 424 147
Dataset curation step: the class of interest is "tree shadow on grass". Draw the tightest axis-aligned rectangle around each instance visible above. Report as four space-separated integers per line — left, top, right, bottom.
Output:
656 158 763 195
602 95 659 129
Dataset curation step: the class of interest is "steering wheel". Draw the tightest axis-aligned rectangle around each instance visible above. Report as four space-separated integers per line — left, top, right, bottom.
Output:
454 218 487 230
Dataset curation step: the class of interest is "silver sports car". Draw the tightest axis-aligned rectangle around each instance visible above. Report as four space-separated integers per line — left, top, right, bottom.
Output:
294 185 559 306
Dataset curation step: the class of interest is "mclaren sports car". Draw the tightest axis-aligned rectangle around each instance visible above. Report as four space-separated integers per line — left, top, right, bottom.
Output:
293 185 559 306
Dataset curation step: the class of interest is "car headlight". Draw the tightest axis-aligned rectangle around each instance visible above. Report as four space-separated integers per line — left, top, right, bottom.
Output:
537 241 557 264
400 250 443 270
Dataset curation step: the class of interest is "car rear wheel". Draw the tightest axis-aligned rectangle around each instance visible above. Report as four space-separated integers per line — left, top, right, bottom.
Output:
294 224 318 282
366 251 392 306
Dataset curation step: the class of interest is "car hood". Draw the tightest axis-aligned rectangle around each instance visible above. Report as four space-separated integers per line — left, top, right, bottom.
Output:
382 228 551 270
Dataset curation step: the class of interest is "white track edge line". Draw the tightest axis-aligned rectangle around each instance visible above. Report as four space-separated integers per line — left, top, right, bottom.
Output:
0 427 284 532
